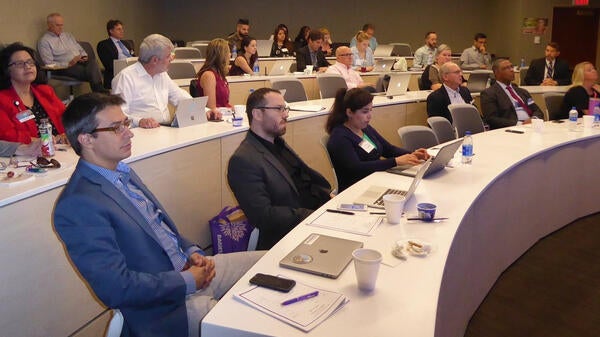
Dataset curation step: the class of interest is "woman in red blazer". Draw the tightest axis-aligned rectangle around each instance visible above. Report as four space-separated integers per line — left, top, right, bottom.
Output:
0 43 65 144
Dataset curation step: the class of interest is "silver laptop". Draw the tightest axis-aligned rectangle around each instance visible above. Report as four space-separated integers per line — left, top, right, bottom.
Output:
279 233 363 279
170 96 208 127
256 40 272 57
268 60 294 76
354 159 432 209
388 139 462 177
373 73 411 96
373 44 394 57
373 59 396 72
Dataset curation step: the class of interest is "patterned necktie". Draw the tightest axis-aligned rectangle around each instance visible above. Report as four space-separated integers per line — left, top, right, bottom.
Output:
506 85 533 117
546 62 553 79
117 40 132 57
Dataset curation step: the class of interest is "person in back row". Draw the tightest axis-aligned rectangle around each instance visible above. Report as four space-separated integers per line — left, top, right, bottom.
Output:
38 13 105 92
112 34 221 127
228 88 331 250
197 39 231 119
295 31 330 73
54 92 263 337
326 46 374 91
460 33 491 70
481 58 543 129
228 36 258 76
97 19 136 89
226 18 250 53
350 23 378 52
326 88 430 193
413 31 438 69
420 44 453 91
523 42 571 86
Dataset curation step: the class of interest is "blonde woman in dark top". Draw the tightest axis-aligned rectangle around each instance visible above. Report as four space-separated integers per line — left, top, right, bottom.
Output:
560 61 600 118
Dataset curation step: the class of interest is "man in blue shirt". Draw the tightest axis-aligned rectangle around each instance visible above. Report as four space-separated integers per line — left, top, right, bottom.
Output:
54 93 263 337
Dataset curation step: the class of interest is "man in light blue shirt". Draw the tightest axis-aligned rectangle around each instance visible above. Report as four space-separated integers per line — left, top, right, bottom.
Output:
350 23 378 52
37 13 105 92
413 32 438 69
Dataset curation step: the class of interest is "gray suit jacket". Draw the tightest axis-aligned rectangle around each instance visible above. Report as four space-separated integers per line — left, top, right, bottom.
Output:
480 82 544 129
227 133 330 249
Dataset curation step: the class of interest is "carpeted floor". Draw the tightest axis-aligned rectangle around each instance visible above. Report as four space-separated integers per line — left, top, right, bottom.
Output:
465 213 600 337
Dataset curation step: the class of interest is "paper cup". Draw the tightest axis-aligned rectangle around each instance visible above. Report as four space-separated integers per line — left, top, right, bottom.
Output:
417 203 437 222
531 118 544 132
583 115 594 129
382 194 405 224
234 104 246 116
352 248 382 292
305 65 314 75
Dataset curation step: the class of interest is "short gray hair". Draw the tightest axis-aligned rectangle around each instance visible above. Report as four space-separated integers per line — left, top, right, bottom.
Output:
138 34 174 64
435 44 451 57
439 62 459 77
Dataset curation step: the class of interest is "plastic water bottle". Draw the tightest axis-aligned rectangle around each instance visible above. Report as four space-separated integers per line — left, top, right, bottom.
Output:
231 45 237 59
39 118 55 157
520 57 526 69
593 106 600 127
461 131 473 164
253 60 260 76
568 106 578 131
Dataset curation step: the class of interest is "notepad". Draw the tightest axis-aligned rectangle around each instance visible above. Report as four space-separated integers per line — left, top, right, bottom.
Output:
288 104 326 112
235 278 348 332
308 210 382 236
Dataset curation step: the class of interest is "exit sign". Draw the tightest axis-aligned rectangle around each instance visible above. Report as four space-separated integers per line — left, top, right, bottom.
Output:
573 0 589 5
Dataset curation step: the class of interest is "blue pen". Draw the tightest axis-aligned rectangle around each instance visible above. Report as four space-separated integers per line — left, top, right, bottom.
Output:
281 291 319 306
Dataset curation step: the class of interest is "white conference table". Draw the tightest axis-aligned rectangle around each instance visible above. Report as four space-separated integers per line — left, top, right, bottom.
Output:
202 122 600 337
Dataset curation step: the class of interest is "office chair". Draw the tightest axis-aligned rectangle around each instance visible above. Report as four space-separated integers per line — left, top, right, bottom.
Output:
317 75 347 99
190 43 208 58
466 71 490 93
427 116 457 144
173 47 202 59
105 309 123 337
319 135 339 195
46 41 97 100
448 103 486 137
397 125 439 151
390 43 413 57
167 61 196 79
270 78 308 102
544 93 565 121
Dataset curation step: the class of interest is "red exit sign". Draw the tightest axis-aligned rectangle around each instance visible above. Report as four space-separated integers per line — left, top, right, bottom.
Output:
573 0 589 5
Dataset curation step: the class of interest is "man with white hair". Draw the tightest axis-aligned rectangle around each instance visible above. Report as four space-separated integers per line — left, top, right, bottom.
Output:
326 46 373 90
38 13 105 92
112 34 220 128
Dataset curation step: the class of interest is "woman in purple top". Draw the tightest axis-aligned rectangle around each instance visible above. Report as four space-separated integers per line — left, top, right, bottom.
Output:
326 88 430 192
228 36 258 76
197 38 231 119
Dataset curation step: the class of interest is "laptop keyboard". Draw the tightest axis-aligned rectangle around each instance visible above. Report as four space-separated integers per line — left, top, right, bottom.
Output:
373 189 407 206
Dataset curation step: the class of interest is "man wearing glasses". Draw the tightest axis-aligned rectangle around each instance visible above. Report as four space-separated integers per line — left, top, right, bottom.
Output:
228 88 331 250
326 46 374 91
112 34 211 129
426 62 475 123
54 93 263 337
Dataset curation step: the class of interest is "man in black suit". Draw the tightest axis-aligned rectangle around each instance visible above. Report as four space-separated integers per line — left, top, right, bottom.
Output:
481 58 544 129
426 62 474 123
523 42 571 86
96 19 135 89
295 31 331 73
227 88 331 250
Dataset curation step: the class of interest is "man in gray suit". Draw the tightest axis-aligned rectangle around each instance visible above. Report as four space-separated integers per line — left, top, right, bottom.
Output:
228 88 331 250
481 58 544 129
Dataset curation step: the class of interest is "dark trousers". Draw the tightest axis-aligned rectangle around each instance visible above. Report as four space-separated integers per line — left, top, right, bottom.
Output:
54 61 104 92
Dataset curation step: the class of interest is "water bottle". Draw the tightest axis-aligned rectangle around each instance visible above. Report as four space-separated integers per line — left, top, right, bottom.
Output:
593 106 600 127
231 45 237 59
253 61 260 76
520 57 526 69
568 107 578 131
461 131 473 164
39 118 55 157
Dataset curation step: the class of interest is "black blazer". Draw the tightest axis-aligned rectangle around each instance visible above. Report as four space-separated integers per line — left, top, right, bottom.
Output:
295 46 330 72
97 38 135 89
523 57 571 86
480 82 544 129
426 85 474 123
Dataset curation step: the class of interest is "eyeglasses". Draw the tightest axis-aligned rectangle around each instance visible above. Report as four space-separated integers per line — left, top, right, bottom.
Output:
9 59 36 69
256 106 290 113
92 118 132 134
339 53 353 57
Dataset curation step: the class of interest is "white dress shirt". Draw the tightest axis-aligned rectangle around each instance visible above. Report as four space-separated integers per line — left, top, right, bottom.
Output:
111 62 191 126
443 84 466 105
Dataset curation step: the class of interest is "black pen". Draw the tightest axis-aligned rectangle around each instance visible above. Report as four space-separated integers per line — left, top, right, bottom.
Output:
406 217 449 221
369 212 386 215
505 129 524 134
326 209 354 215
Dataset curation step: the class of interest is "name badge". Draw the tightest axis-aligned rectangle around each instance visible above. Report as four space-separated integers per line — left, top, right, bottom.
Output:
16 109 35 123
526 98 534 105
359 139 375 153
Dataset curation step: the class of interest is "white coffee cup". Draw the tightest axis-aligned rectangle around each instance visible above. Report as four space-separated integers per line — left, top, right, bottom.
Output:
305 65 314 75
352 248 382 292
531 118 544 132
233 104 246 116
382 194 405 224
583 115 594 129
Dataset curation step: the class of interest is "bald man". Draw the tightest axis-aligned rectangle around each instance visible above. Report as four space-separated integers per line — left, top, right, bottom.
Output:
326 46 374 90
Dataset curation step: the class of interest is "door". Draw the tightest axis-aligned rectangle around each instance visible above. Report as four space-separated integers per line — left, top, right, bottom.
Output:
551 7 600 68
